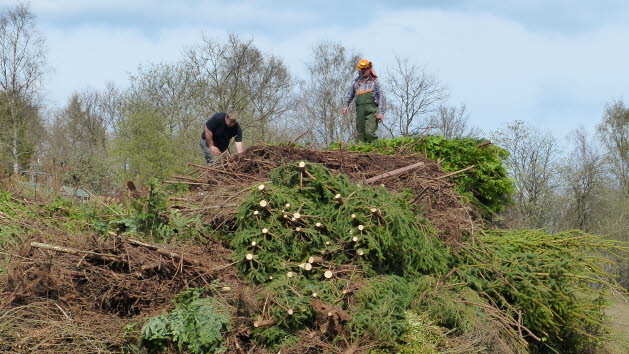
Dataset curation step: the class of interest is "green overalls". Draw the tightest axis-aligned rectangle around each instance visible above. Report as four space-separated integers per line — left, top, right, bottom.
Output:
355 90 379 142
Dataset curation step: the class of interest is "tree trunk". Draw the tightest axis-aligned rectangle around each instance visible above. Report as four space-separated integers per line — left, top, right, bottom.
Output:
12 126 19 175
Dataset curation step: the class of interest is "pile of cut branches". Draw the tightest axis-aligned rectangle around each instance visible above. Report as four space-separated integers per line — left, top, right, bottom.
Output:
171 144 477 243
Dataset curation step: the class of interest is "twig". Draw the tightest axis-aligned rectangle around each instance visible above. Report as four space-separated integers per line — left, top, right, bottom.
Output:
124 238 204 267
54 302 72 321
436 165 475 180
291 129 311 143
188 163 258 180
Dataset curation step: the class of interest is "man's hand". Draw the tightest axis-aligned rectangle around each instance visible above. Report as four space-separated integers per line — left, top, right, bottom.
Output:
376 114 384 121
211 146 221 155
342 107 349 115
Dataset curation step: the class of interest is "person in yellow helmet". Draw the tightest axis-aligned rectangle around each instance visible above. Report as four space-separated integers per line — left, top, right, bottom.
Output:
342 59 386 142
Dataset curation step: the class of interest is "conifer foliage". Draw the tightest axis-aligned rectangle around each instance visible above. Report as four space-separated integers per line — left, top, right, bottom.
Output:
231 162 451 284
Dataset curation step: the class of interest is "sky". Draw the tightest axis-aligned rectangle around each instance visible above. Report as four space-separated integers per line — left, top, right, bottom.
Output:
2 0 628 141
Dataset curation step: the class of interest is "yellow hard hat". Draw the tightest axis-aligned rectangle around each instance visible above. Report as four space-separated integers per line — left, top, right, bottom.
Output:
356 59 372 70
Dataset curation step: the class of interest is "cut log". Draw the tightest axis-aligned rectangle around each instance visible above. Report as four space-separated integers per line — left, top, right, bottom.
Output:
309 256 324 264
141 262 162 272
365 162 425 184
253 319 275 328
478 140 492 147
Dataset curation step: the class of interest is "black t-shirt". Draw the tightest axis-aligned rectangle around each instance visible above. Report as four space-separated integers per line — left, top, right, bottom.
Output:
201 112 243 152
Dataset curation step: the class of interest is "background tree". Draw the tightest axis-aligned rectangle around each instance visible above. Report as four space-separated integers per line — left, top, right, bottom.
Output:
429 103 480 139
184 34 293 144
382 56 448 137
123 62 204 164
42 91 111 192
595 100 629 288
492 120 559 228
597 100 629 193
296 41 360 146
555 128 606 232
113 108 177 182
0 3 47 175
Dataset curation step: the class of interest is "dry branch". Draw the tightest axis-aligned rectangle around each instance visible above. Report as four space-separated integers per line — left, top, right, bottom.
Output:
124 238 204 268
30 242 126 264
436 165 475 180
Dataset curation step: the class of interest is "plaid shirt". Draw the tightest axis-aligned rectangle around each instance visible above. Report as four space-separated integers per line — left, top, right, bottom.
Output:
344 76 386 115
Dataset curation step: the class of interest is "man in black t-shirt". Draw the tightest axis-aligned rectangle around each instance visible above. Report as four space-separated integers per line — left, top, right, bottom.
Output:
200 110 244 164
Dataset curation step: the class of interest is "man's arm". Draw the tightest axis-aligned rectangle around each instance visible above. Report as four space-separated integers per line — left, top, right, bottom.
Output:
342 80 356 115
234 125 244 154
205 126 221 155
374 81 386 120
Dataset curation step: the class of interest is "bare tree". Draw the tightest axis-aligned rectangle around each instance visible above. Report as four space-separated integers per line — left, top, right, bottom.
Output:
41 90 111 191
429 103 480 139
99 82 124 136
0 3 47 174
185 34 293 143
383 56 448 137
492 121 560 228
597 100 629 193
556 128 606 231
296 41 360 146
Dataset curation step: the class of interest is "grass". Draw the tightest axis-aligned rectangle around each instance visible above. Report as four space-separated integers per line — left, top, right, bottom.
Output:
599 295 629 354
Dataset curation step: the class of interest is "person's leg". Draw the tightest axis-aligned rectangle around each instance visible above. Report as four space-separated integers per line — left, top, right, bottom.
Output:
364 106 379 142
200 138 214 164
355 104 367 142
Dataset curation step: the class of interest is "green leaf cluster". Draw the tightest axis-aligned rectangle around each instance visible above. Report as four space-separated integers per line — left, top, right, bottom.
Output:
331 136 514 219
103 180 201 242
141 288 232 354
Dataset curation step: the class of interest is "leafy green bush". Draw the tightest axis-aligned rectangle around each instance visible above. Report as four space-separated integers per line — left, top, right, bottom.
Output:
331 136 514 219
141 288 232 353
105 179 202 242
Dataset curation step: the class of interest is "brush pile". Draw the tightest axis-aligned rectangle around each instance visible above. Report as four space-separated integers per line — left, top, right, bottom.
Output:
0 142 626 353
173 144 479 243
